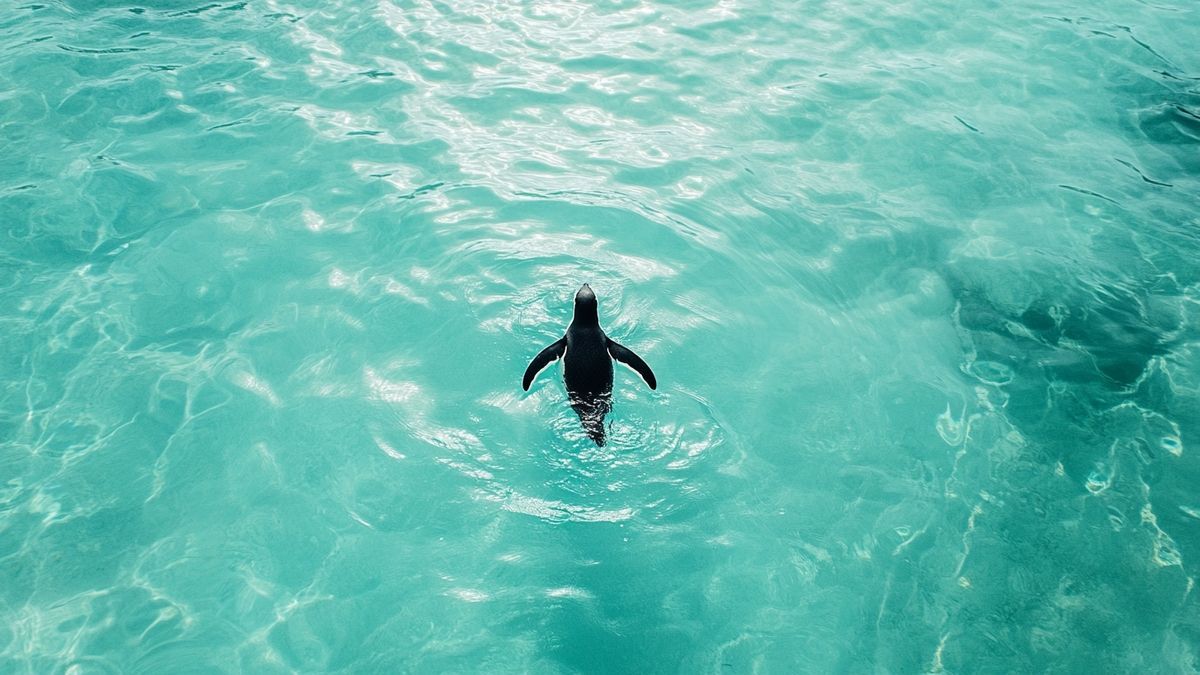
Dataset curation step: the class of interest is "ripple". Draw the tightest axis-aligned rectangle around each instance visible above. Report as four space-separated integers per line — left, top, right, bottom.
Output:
481 488 635 524
963 360 1015 386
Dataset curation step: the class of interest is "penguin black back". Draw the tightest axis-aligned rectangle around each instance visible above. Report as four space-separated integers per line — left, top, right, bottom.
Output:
522 284 657 446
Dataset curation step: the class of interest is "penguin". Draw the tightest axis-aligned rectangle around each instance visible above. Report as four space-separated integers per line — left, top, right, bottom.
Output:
522 284 657 446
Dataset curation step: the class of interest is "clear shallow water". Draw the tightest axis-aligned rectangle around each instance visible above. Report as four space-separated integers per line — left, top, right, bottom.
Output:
1 0 1199 671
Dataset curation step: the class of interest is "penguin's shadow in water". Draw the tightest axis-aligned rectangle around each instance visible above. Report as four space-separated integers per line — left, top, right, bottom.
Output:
568 393 612 447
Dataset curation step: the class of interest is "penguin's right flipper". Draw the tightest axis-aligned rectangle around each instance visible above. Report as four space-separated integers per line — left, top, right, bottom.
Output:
522 337 566 390
607 339 657 390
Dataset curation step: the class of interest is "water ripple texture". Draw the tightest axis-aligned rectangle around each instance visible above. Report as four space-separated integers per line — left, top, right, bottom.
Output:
2 0 1198 672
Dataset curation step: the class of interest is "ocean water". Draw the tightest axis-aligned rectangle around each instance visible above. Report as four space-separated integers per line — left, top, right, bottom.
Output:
2 0 1198 671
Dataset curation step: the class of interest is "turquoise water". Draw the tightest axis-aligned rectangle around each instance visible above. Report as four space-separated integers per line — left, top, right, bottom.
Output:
2 0 1199 671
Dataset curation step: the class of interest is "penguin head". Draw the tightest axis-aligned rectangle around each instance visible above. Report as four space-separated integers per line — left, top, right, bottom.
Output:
573 283 599 325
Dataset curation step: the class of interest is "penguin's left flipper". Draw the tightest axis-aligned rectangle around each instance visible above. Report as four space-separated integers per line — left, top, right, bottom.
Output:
607 339 657 390
522 337 566 390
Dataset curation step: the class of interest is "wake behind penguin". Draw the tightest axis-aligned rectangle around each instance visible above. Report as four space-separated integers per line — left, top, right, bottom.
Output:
522 284 657 446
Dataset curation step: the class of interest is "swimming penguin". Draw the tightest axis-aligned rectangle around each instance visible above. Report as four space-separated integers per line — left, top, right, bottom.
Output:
522 284 657 446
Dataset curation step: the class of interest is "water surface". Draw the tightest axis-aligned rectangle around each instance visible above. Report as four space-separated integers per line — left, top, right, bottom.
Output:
1 0 1198 671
